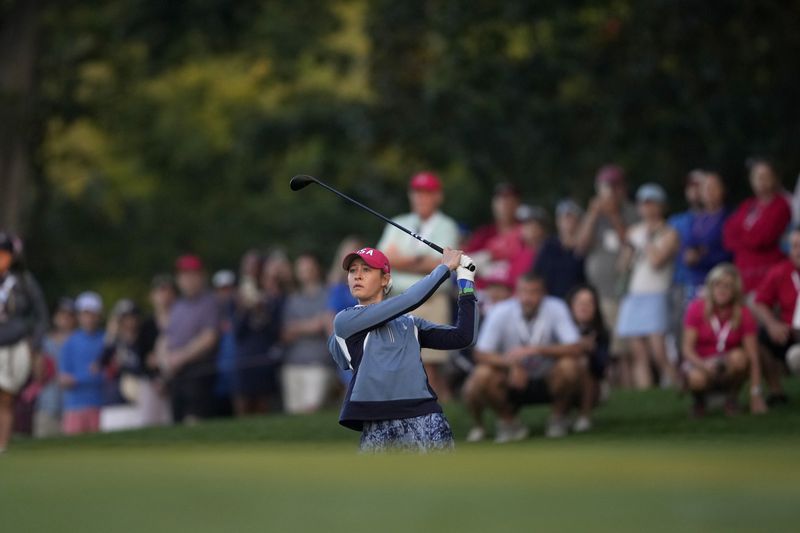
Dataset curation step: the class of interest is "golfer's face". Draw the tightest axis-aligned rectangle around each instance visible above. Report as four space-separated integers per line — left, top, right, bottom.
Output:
348 258 384 301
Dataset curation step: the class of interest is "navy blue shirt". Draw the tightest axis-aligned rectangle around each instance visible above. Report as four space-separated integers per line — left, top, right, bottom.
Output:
533 237 586 299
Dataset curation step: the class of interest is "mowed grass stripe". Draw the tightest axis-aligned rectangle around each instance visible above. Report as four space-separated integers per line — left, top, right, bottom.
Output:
3 445 799 533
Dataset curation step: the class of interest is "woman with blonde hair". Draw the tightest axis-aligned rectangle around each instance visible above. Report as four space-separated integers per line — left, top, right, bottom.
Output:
682 263 767 417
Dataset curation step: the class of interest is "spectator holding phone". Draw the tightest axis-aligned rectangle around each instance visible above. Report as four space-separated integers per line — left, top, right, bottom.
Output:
682 264 766 417
577 165 637 325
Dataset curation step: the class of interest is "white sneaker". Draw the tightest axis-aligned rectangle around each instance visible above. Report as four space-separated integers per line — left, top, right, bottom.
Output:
572 415 592 433
495 419 529 443
545 416 568 438
466 426 486 443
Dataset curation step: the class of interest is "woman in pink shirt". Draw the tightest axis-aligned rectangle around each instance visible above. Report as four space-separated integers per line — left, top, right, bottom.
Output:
682 264 767 417
722 158 790 293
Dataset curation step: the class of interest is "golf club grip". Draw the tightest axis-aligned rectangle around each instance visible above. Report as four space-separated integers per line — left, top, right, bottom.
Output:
305 177 475 271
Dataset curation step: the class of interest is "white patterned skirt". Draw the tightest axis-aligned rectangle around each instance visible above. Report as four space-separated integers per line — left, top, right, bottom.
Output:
360 412 455 453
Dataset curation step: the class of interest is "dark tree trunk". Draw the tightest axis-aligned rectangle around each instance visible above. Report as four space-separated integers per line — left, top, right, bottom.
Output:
0 0 40 234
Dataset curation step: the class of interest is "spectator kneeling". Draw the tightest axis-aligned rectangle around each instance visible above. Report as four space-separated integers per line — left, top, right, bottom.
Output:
567 284 611 433
682 264 767 417
463 273 583 442
752 226 800 404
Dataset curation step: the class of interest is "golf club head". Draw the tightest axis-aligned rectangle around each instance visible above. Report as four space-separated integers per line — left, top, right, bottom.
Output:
289 175 318 191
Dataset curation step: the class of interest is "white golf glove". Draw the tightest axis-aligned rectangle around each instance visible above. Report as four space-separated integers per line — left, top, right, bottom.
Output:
456 254 476 283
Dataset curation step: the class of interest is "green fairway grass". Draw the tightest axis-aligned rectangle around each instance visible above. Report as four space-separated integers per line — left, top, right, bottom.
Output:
3 383 800 532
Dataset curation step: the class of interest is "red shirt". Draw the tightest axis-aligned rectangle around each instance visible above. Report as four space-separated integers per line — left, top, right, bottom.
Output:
722 195 790 292
465 223 525 290
684 298 757 358
755 259 800 326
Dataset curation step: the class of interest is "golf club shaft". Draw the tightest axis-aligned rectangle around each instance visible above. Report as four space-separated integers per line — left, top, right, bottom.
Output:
311 179 445 254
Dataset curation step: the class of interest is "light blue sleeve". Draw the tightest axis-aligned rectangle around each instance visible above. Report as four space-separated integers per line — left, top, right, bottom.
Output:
333 265 451 339
327 334 352 370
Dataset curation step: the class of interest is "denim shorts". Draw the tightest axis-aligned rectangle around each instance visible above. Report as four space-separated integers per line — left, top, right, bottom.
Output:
360 412 455 453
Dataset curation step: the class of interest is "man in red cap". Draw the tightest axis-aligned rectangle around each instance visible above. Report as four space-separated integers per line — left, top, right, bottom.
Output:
159 254 220 424
377 172 459 400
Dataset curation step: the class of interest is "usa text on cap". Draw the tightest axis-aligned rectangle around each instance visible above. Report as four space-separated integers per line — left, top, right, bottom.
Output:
342 247 391 274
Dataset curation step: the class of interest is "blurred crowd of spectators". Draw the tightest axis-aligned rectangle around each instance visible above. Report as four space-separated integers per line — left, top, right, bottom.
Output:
3 158 800 449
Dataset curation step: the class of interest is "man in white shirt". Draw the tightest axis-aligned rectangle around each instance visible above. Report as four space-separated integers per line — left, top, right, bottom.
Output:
463 273 583 442
377 172 460 401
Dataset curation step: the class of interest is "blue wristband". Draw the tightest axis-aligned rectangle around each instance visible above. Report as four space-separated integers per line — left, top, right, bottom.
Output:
458 279 475 296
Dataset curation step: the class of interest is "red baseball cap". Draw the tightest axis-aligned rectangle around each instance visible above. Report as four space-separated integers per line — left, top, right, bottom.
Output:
409 172 442 192
595 164 625 185
342 247 391 274
175 254 204 272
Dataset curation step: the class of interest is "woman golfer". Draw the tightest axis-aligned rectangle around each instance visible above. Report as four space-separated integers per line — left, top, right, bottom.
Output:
329 246 477 452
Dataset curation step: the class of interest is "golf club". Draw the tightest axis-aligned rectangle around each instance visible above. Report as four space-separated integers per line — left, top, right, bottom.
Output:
289 175 475 271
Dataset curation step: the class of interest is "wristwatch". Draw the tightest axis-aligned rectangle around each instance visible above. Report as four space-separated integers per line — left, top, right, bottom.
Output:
750 385 762 397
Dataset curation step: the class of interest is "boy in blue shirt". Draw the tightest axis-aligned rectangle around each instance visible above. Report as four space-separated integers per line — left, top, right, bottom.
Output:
59 292 106 435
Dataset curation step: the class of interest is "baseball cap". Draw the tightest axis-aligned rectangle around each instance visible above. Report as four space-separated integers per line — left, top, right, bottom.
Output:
686 169 705 185
409 172 442 192
112 298 140 317
516 204 550 225
57 297 76 313
175 254 204 272
342 247 391 274
494 182 521 197
556 199 584 218
595 164 625 185
636 183 668 204
75 291 103 314
212 269 236 288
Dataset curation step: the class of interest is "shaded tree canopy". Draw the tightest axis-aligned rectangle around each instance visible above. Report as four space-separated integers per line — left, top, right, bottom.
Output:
1 0 799 303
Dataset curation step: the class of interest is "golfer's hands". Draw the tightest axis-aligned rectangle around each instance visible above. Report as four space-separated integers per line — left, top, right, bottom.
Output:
441 247 462 271
457 253 476 283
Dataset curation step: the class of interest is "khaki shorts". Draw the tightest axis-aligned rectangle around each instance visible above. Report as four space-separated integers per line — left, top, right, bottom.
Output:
413 292 452 364
281 365 336 414
0 340 32 394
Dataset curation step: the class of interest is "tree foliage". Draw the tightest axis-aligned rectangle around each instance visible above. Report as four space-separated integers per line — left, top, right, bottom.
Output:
2 0 799 302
